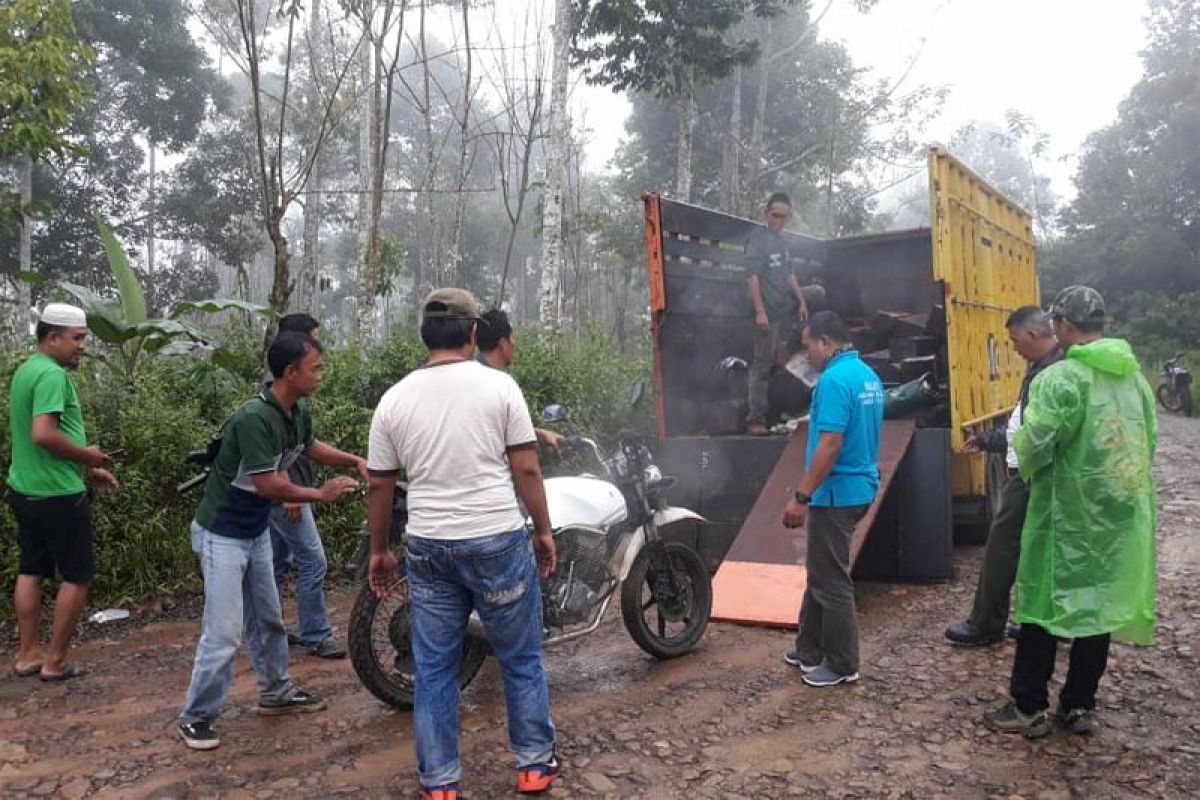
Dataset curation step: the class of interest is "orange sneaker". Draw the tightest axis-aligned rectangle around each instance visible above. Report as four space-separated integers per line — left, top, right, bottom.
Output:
419 783 459 800
516 758 560 794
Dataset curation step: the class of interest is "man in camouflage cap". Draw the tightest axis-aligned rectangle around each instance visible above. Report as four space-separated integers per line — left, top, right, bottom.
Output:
984 285 1158 738
1048 285 1106 329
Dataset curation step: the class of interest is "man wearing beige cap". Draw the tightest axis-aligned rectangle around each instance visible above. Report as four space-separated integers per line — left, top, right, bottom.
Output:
366 288 559 798
7 303 119 681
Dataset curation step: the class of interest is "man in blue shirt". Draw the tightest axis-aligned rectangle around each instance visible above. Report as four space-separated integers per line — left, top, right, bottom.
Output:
781 311 883 687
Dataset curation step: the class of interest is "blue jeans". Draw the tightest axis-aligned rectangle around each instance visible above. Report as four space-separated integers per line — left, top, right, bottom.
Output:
269 503 333 647
180 522 295 723
406 528 555 787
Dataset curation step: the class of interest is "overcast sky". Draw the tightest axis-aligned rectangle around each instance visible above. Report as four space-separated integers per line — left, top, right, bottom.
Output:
570 0 1151 201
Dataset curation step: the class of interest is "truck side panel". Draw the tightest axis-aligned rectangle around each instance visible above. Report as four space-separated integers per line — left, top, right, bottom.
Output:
928 146 1040 497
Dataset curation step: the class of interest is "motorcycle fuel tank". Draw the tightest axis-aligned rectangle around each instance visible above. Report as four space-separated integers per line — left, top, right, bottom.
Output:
542 476 627 529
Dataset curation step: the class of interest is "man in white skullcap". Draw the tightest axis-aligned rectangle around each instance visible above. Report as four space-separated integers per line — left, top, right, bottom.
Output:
6 303 119 681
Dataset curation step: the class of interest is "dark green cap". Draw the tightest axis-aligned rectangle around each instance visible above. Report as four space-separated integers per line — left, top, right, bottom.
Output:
1047 285 1105 326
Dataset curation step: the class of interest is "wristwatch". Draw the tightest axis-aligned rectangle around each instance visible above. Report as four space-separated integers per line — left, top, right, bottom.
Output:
794 491 812 505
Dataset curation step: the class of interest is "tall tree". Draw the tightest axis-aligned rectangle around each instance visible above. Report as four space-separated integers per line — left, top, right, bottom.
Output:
0 0 92 329
539 0 572 327
614 4 937 235
347 0 406 345
486 0 546 306
572 0 794 202
207 0 360 320
1048 0 1200 297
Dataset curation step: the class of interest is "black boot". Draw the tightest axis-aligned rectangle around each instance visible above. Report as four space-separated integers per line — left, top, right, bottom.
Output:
945 620 1004 647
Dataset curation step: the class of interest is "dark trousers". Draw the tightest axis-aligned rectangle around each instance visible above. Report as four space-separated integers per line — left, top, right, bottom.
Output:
747 320 790 426
1010 623 1111 714
793 504 868 675
969 474 1029 633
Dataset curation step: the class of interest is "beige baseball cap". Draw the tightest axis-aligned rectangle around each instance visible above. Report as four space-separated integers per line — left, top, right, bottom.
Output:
421 288 480 322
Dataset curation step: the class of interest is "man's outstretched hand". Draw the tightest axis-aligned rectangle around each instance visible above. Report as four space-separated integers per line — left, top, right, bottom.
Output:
532 528 557 578
369 550 400 599
319 476 358 502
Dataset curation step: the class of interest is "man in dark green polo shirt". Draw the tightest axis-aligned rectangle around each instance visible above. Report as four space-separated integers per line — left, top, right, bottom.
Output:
7 303 119 682
178 332 362 751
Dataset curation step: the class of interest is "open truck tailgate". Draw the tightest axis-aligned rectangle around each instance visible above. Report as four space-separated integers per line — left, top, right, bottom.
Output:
711 420 916 628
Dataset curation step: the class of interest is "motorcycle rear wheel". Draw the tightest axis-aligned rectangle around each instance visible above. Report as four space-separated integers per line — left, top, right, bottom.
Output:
1157 382 1185 413
348 575 489 710
620 541 712 659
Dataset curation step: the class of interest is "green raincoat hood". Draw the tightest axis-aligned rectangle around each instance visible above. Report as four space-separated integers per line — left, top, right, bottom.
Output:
1067 337 1140 376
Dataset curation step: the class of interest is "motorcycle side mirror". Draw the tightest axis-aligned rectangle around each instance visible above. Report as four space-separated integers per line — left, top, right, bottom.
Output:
541 404 568 423
629 378 648 409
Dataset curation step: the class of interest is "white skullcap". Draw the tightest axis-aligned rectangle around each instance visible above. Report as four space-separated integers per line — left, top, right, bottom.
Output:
39 303 87 328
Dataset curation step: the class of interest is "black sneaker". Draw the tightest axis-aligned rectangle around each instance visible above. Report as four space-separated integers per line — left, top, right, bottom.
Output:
256 688 328 716
983 701 1051 739
286 632 303 647
944 621 1004 647
309 639 347 659
1056 706 1097 734
179 720 220 750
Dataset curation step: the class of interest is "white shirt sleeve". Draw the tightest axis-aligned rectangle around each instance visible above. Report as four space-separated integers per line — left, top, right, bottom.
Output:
367 400 402 472
503 377 538 447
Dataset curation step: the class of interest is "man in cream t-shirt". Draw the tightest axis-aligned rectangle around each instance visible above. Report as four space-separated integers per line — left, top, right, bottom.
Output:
364 288 559 799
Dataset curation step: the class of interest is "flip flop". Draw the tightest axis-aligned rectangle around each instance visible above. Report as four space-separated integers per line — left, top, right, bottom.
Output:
39 664 87 682
12 663 42 678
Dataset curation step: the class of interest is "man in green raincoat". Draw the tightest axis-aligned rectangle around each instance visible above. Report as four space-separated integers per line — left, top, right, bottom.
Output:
984 286 1157 739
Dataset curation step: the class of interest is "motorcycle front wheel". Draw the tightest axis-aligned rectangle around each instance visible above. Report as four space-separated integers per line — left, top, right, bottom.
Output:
620 540 712 659
1157 382 1185 413
348 575 489 709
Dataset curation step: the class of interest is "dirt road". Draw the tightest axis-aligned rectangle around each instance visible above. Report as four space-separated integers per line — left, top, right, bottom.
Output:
2 414 1198 799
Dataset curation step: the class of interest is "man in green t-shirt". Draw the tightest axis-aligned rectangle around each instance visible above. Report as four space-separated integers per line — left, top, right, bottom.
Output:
178 332 363 751
7 304 119 682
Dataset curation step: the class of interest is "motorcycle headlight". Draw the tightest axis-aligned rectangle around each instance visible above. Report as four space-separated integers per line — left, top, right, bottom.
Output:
642 465 663 484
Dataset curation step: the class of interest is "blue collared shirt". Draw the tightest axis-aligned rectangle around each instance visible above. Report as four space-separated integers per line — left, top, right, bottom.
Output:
805 349 884 507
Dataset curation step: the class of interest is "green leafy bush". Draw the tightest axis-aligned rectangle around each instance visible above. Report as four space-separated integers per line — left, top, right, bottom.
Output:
1 326 649 618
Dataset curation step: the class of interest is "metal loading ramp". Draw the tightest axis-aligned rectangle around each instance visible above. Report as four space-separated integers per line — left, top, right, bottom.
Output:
711 420 917 628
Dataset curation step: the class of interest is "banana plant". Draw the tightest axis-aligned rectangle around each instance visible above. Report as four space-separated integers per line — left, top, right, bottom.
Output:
55 216 274 382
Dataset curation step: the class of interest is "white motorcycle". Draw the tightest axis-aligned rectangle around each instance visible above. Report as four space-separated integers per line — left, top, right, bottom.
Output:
347 401 712 709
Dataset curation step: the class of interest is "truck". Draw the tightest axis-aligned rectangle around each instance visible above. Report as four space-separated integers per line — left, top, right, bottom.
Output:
644 146 1040 624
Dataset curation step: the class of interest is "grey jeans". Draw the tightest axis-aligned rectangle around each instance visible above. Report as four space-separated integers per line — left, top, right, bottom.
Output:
793 504 869 676
968 474 1029 633
747 320 792 426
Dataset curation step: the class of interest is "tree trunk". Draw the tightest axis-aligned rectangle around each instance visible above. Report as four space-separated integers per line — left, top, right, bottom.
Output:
354 29 377 345
721 64 742 215
266 217 292 316
449 0 473 289
746 18 771 208
16 155 33 331
414 0 437 312
147 142 157 306
675 64 695 202
539 0 571 328
299 0 324 313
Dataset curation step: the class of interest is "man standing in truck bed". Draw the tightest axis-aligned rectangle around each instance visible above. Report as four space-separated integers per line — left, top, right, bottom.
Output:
745 192 811 436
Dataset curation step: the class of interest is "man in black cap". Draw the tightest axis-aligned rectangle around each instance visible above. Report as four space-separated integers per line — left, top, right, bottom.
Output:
476 308 565 452
366 288 559 798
